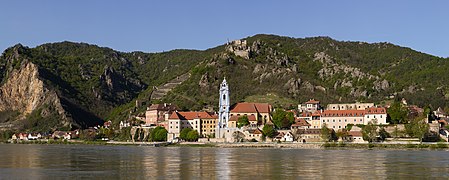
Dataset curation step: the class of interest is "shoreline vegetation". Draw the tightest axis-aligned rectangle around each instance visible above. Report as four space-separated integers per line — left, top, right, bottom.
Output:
3 140 449 150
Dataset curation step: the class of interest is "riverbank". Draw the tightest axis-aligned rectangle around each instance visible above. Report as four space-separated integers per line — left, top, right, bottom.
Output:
4 140 449 150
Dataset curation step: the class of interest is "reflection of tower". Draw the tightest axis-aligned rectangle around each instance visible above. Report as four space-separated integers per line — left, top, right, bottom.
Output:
218 78 230 128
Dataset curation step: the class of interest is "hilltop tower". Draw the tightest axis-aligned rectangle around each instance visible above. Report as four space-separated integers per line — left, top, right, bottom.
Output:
218 78 230 128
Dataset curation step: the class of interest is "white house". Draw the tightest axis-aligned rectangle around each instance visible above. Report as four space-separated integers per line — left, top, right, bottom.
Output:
283 132 294 142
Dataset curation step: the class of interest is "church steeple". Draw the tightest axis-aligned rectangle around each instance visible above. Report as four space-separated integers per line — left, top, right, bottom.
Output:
218 77 230 129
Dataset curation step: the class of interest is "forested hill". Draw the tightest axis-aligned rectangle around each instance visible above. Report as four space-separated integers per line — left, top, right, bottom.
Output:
0 34 448 131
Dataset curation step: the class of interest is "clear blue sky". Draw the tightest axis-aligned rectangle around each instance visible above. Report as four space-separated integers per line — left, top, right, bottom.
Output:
1 1 448 57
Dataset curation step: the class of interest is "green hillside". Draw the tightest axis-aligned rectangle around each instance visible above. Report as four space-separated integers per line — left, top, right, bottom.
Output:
1 34 448 131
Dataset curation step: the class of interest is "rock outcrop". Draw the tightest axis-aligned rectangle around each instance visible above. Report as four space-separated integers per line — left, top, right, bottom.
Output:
0 61 68 128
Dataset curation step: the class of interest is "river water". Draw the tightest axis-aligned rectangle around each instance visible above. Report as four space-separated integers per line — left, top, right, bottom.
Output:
0 144 448 179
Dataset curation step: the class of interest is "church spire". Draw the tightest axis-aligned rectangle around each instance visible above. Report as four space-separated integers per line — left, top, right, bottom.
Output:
218 77 230 129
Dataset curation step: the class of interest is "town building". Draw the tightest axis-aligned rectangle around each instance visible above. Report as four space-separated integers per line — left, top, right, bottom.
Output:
243 128 263 142
228 114 257 128
167 111 217 140
326 102 374 110
434 107 446 118
294 128 323 142
291 118 311 130
298 99 322 113
347 131 365 143
229 102 272 126
200 113 218 137
320 107 388 130
145 103 178 127
301 111 321 129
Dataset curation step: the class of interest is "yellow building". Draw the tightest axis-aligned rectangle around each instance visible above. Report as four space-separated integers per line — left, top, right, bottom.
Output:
200 115 218 137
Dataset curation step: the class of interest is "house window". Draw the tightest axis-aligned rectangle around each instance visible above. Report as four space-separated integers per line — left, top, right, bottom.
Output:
374 115 376 118
367 115 369 118
333 120 335 122
323 120 325 122
338 126 341 128
380 115 383 118
344 119 347 122
339 120 341 122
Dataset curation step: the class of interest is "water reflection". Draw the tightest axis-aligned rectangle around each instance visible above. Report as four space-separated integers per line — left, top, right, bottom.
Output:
1 144 449 179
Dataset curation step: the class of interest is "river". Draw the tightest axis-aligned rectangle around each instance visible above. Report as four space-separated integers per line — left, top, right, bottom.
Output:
0 144 448 179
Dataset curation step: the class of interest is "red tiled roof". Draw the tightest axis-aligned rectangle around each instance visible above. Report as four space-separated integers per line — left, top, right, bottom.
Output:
364 107 386 114
168 111 214 120
229 115 257 121
254 103 271 113
292 118 311 127
229 116 239 121
305 99 320 104
301 112 312 117
230 103 271 113
311 111 321 116
321 109 366 117
254 128 263 134
275 132 285 138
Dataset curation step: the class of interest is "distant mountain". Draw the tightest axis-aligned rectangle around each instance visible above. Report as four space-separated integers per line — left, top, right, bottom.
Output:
1 34 448 131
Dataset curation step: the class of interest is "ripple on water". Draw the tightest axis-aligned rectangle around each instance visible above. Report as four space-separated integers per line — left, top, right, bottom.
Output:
1 144 449 179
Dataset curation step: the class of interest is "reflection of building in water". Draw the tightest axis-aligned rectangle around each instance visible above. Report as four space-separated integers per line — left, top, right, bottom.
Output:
215 148 231 179
10 145 42 178
142 148 169 178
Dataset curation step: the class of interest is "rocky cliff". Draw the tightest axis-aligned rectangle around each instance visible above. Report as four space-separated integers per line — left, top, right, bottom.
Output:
0 51 69 131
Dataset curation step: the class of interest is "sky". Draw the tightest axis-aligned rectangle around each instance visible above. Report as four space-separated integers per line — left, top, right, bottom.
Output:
1 1 448 57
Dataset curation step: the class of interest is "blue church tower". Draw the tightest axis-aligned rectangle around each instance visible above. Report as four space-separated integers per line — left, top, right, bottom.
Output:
218 78 230 129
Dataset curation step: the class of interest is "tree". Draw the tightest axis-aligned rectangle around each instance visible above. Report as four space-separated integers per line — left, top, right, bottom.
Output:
320 123 332 142
272 109 295 129
151 126 168 142
378 127 389 141
262 124 276 138
362 119 379 143
237 115 250 128
410 117 430 143
392 125 401 138
179 128 191 141
186 130 199 142
387 100 409 124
